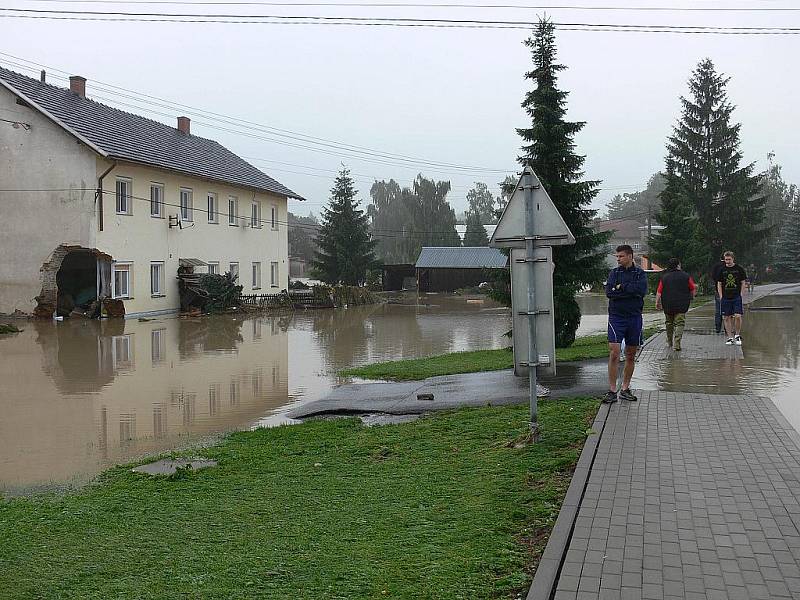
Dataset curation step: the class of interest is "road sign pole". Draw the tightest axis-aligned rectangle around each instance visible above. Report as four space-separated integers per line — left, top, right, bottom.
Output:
523 171 540 441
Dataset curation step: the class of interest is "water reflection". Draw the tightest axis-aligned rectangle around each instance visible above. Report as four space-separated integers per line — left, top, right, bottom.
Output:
0 295 510 492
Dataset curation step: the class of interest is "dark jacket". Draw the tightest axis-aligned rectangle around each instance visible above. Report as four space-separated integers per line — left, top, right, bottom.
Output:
660 269 692 314
605 264 648 317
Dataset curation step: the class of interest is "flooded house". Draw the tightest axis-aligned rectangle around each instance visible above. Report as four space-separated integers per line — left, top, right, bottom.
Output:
0 67 304 318
415 246 508 293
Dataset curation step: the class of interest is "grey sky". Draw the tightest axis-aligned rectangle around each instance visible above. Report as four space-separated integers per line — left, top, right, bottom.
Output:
3 1 798 219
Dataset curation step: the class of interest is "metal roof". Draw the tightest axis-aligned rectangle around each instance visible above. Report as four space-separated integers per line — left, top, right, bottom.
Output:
0 67 304 200
415 247 508 269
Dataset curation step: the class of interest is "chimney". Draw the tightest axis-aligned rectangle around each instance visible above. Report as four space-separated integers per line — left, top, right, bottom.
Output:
177 116 191 135
69 75 86 98
40 70 46 83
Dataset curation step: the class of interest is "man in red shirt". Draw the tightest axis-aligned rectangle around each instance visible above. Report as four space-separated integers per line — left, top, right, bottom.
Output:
655 258 697 351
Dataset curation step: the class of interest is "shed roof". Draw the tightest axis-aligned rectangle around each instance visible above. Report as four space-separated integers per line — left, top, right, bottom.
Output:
0 67 304 200
415 247 508 269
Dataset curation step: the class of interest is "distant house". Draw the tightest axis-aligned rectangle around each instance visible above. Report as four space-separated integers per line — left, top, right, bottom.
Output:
415 247 508 293
0 67 304 317
594 219 665 270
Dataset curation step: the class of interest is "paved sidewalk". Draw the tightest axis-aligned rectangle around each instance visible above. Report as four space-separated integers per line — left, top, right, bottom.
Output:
545 391 800 600
638 329 743 361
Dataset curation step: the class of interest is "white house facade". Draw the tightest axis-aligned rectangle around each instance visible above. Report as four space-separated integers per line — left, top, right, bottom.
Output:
0 68 304 317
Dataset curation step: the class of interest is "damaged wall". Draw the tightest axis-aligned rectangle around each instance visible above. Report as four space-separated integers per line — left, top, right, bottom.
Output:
0 84 98 315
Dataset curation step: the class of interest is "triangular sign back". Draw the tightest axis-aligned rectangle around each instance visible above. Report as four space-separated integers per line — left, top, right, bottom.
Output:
489 166 575 248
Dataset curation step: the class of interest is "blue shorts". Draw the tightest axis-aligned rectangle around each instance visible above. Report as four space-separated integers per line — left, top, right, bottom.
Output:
608 314 643 347
720 296 743 316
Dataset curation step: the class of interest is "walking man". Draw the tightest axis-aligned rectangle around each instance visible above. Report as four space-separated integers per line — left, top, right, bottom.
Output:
716 251 748 346
655 258 697 351
604 244 648 403
711 255 725 334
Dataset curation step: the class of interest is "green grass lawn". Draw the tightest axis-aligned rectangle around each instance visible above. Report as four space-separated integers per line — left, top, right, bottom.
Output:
342 327 660 382
0 399 598 600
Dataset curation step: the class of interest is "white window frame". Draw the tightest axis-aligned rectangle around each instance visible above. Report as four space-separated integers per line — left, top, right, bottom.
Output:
270 261 279 288
208 262 219 275
228 196 238 226
112 262 132 299
149 183 164 218
116 177 132 215
252 262 261 290
229 262 239 282
251 200 261 229
180 188 193 222
150 261 165 297
112 334 134 369
270 205 278 230
207 192 218 223
151 329 166 364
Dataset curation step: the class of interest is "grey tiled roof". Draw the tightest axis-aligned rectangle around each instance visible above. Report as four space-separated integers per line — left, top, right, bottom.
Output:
0 67 303 200
415 247 508 269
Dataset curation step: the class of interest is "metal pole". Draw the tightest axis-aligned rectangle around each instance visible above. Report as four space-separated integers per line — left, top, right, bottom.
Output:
523 171 540 441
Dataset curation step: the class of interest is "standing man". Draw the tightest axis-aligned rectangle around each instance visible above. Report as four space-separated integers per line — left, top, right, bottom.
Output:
604 244 648 403
711 255 725 334
655 258 697 351
716 251 748 346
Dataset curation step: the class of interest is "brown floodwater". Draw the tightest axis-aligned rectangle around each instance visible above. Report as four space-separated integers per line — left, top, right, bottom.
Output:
0 294 511 493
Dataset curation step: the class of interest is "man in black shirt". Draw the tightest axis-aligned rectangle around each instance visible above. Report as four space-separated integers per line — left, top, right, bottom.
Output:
715 251 748 346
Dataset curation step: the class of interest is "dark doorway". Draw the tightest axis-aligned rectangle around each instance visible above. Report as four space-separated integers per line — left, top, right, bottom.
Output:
56 250 97 317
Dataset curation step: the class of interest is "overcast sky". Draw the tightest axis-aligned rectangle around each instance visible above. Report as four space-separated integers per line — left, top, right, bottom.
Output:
3 1 798 219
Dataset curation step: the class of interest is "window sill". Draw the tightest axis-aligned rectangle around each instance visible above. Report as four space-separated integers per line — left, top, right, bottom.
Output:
271 285 279 289
151 214 165 219
252 287 261 291
116 212 132 216
113 296 132 300
229 223 239 227
208 221 220 225
151 294 166 298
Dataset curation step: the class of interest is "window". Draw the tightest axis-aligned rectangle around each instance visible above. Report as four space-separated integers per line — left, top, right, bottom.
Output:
252 262 261 289
251 201 261 228
229 262 239 281
150 262 164 296
113 263 131 299
116 178 132 215
228 196 238 226
633 241 641 250
150 183 164 218
180 188 193 221
208 262 219 275
270 261 279 287
207 193 218 223
270 205 278 230
112 334 134 369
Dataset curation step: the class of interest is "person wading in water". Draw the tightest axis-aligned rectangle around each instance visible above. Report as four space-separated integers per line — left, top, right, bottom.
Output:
655 258 697 351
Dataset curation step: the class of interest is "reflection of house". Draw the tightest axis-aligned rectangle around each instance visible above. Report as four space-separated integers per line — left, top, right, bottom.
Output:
0 67 304 318
594 219 665 270
415 247 508 293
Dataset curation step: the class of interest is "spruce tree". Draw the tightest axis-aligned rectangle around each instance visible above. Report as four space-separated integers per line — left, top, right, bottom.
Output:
774 198 800 280
312 168 377 285
517 19 610 347
463 210 489 246
656 59 768 273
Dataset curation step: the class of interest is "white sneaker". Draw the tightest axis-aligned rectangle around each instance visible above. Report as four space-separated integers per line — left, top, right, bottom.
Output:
734 335 742 346
726 338 734 345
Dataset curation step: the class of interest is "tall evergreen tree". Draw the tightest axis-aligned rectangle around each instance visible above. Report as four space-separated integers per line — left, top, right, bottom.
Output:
654 59 768 273
517 19 610 347
312 168 377 285
463 210 489 246
774 196 800 280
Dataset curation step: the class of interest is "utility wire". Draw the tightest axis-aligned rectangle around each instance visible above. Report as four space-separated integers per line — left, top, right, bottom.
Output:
1 9 799 33
10 1 800 12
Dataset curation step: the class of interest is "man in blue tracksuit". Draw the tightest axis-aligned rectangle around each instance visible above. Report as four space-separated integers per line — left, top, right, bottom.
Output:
604 244 648 403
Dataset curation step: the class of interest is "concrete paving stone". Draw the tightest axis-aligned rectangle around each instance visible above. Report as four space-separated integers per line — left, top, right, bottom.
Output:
581 563 602 578
577 577 601 593
556 575 580 592
620 587 643 600
575 592 599 600
553 591 577 600
765 579 793 597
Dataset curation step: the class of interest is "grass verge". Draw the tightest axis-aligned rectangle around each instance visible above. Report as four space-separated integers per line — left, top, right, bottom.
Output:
0 399 598 600
342 327 660 381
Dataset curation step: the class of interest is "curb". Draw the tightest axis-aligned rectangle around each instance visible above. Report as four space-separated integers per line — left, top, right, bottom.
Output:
525 401 611 600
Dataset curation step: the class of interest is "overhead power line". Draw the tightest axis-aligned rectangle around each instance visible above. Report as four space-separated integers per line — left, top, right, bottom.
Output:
1 8 799 33
9 1 800 12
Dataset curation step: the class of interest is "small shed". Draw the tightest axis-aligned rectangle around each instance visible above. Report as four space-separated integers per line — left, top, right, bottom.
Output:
415 247 508 293
381 263 416 291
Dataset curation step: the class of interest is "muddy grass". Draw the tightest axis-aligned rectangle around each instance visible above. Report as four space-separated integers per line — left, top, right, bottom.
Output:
0 398 598 600
0 323 22 335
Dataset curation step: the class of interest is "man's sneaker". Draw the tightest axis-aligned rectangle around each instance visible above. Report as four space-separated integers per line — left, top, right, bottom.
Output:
602 390 618 404
725 338 734 345
734 335 742 346
619 388 638 402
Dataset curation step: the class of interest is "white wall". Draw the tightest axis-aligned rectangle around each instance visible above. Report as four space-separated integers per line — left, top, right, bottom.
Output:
96 160 289 316
0 84 98 314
